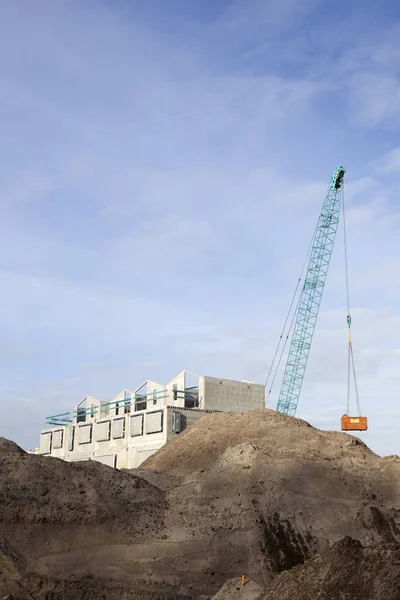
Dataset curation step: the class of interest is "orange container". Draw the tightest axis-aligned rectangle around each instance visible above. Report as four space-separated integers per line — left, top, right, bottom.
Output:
341 414 368 431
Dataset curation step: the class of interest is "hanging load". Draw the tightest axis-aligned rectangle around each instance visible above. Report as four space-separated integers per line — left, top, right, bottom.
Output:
341 414 368 432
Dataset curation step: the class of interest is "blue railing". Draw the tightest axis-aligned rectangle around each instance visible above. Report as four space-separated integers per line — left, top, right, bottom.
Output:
45 389 198 426
45 412 73 426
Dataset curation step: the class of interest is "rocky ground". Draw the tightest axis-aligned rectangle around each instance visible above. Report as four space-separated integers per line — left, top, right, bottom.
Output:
1 409 400 599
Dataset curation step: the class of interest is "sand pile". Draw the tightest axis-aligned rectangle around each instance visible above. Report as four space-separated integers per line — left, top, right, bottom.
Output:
143 408 374 473
1 409 400 599
260 536 400 600
0 437 164 533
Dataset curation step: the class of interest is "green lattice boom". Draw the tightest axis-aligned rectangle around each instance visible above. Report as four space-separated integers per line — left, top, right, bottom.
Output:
276 166 346 417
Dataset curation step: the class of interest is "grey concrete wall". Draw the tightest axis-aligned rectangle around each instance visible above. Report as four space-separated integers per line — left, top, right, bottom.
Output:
202 377 265 412
165 406 212 442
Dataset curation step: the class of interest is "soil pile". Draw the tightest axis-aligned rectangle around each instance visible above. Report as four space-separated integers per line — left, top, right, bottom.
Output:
0 437 164 532
0 437 168 599
260 536 400 600
144 410 400 568
1 409 400 599
144 409 374 473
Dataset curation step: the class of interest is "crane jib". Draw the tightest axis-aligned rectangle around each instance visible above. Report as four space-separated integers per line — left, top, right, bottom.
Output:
276 166 345 417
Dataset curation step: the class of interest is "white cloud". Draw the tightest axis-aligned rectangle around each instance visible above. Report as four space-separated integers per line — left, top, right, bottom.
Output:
350 74 400 127
376 147 400 173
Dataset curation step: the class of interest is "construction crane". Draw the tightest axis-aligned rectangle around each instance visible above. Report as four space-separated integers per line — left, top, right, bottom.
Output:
275 166 345 417
267 166 367 431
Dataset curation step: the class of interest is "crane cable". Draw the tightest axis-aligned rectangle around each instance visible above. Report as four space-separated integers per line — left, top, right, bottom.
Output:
265 221 319 399
265 286 301 400
264 276 301 393
342 184 361 416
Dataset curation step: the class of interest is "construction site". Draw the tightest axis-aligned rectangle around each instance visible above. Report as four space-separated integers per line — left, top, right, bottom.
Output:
1 166 399 599
35 371 265 468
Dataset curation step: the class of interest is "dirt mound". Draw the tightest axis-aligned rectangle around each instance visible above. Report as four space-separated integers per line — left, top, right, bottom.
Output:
0 438 26 454
1 409 400 599
143 409 375 474
260 536 400 600
0 446 168 598
143 409 400 556
0 441 164 532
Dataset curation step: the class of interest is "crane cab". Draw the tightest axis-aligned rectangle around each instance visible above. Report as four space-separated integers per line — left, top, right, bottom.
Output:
341 414 368 432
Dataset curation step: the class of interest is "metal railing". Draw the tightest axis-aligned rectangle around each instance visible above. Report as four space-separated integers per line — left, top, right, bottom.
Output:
45 389 199 426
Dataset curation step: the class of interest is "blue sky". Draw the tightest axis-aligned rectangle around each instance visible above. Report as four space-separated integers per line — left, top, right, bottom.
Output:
1 0 400 455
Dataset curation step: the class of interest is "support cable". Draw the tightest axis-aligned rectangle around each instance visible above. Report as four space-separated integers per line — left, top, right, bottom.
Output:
350 343 361 416
264 278 301 387
264 224 318 397
264 277 301 390
342 185 361 416
346 341 351 415
342 186 351 317
266 288 302 399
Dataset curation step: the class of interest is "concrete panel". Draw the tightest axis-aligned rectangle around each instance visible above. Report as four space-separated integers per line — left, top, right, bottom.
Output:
166 407 210 441
136 447 160 466
112 417 125 439
146 380 165 407
96 420 111 442
40 432 52 454
203 376 265 412
74 395 100 423
78 424 92 444
110 389 133 417
130 414 143 437
145 410 163 434
166 371 186 406
68 426 75 451
53 429 63 449
92 454 116 468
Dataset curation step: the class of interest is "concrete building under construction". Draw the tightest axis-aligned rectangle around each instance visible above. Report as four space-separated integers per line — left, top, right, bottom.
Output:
38 371 265 469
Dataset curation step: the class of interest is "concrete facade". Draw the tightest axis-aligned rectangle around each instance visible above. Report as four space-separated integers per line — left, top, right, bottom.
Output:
38 371 265 469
